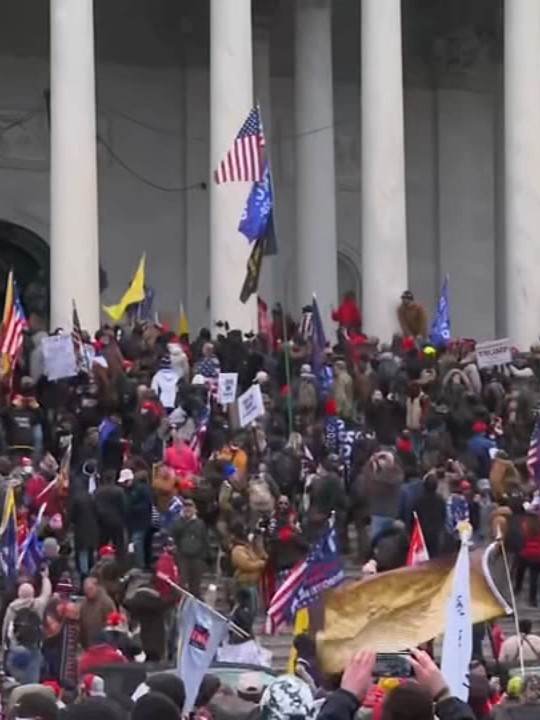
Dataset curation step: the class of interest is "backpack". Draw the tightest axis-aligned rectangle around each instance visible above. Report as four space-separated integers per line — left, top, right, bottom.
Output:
12 605 43 649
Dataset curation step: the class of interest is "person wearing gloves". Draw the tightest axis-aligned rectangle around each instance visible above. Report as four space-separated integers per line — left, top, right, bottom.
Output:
318 649 475 720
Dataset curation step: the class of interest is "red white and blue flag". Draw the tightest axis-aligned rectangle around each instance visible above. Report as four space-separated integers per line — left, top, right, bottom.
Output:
1 270 28 370
265 527 344 634
214 106 265 184
527 415 540 487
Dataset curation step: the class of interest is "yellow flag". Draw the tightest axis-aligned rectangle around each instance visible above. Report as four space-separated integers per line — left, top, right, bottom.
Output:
287 607 310 674
178 302 189 337
103 254 146 322
1 270 14 376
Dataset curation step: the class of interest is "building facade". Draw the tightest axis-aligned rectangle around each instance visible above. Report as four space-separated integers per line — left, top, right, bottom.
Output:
0 0 538 346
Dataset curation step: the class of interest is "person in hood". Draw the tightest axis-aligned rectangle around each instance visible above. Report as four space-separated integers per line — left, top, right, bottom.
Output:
151 354 182 414
2 567 52 684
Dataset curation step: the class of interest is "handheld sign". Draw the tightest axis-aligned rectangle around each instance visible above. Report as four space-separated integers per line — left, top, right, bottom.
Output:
238 384 265 427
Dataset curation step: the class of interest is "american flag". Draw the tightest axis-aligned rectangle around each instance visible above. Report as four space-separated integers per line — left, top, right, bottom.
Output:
214 106 265 184
527 415 540 486
1 271 28 372
189 422 207 460
265 527 344 634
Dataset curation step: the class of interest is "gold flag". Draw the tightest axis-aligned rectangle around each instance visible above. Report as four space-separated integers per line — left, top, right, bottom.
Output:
317 548 509 674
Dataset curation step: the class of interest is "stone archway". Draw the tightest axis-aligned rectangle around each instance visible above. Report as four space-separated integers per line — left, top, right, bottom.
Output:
337 251 361 303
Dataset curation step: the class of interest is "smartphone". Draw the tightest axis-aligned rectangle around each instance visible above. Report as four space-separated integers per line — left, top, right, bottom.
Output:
374 653 413 679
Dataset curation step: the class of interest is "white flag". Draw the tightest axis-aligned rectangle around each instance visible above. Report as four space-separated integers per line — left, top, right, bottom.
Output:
176 597 229 713
440 537 472 701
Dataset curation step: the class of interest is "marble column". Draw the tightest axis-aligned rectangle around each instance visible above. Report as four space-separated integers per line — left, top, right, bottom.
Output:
210 0 256 332
504 0 540 349
295 0 338 331
50 0 100 333
361 0 408 340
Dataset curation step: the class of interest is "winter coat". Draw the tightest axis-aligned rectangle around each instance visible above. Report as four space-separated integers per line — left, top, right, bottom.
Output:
357 457 403 519
231 542 266 586
126 481 153 533
269 449 302 497
397 302 428 338
93 484 128 533
154 550 179 604
69 488 100 549
332 297 362 330
79 588 116 649
171 515 208 558
520 517 540 563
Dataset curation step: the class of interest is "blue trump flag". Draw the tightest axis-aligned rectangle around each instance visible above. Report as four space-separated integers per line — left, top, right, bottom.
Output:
430 276 451 345
18 504 46 577
311 294 327 376
239 160 277 255
0 487 18 583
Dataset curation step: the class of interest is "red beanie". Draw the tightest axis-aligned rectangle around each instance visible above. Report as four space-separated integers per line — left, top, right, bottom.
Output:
473 421 487 434
325 398 337 416
396 437 413 454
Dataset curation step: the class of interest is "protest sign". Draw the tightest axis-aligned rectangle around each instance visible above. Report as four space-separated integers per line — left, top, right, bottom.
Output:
217 372 238 405
42 335 77 381
476 338 511 369
238 384 265 427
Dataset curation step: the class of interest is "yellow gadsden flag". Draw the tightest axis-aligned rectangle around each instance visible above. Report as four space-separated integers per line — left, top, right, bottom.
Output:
103 254 146 322
316 548 509 674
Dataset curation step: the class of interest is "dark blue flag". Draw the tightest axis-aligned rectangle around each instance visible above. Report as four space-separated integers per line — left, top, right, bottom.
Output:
288 527 344 620
430 276 451 345
311 294 326 376
239 160 277 255
0 488 18 583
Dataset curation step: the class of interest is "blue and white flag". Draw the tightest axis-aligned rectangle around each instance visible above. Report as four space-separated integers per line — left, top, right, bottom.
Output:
430 276 451 345
176 597 229 713
440 532 472 701
239 160 277 254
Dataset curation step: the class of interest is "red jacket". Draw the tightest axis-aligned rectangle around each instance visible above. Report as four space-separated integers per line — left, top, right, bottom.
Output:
520 521 540 563
332 298 362 330
78 643 128 675
25 473 64 519
154 550 180 603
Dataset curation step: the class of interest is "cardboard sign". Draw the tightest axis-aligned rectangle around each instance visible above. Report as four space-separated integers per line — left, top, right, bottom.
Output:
217 372 238 405
476 338 512 369
42 334 78 381
238 384 265 427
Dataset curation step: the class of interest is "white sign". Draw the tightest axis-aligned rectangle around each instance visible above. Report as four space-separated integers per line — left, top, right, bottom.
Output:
217 372 238 405
476 338 512 369
42 334 78 381
238 384 265 427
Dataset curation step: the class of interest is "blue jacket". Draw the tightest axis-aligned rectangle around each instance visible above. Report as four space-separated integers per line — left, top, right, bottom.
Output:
467 433 496 478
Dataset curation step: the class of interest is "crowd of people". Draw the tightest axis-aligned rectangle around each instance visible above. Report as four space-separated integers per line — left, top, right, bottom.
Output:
0 288 539 719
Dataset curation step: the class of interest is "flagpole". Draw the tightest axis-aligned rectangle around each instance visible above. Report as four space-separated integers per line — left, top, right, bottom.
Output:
156 572 251 640
257 102 293 436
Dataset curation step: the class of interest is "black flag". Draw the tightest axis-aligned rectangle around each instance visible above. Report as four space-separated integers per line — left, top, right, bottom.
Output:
239 236 266 304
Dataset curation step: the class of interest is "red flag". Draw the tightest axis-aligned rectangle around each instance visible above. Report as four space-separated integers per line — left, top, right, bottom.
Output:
406 513 429 567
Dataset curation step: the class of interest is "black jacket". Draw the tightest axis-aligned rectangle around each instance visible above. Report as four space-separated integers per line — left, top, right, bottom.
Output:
69 486 100 549
318 689 476 720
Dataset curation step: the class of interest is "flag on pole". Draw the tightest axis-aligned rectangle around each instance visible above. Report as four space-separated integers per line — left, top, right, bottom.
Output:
257 297 273 347
430 275 451 345
103 254 146 322
238 160 277 255
71 299 90 373
265 528 344 634
239 236 265 304
18 504 46 576
440 525 472 702
176 596 229 713
311 294 326 377
406 513 430 566
178 303 189 337
527 415 540 487
214 106 265 184
1 270 28 376
0 487 18 582
57 436 73 495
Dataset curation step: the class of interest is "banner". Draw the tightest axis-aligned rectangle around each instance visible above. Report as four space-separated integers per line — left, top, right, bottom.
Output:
476 338 512 369
238 384 265 427
441 537 472 701
217 373 238 406
42 335 78 381
176 597 228 713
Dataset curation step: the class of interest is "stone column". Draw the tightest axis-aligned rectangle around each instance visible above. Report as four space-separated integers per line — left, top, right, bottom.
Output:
361 0 408 340
210 0 256 332
254 3 278 309
50 0 100 333
295 0 338 331
504 0 540 349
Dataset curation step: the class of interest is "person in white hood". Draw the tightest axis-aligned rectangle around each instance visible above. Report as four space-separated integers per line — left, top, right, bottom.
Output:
151 354 182 413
